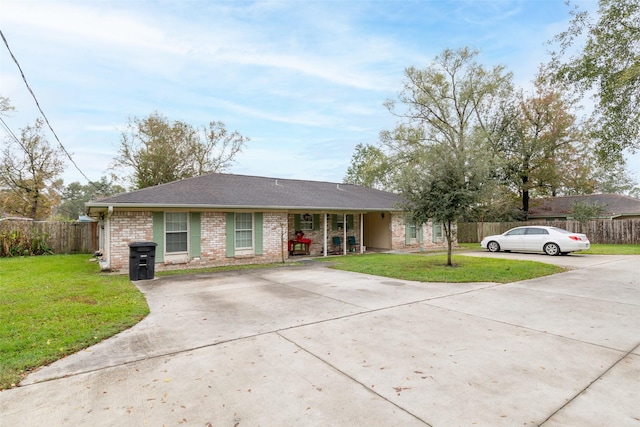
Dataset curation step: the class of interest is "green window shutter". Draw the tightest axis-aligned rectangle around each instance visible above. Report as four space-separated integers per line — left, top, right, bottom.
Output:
405 220 411 245
294 214 300 230
152 212 165 263
347 214 354 231
254 212 263 255
190 212 201 258
226 212 235 257
313 214 320 230
418 223 424 243
332 214 338 231
432 222 441 243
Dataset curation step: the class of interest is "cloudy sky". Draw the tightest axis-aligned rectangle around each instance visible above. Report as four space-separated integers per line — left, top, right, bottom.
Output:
3 0 616 188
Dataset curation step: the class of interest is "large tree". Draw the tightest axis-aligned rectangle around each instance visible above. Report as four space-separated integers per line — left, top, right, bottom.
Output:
491 71 593 216
57 177 126 220
382 47 512 265
0 119 65 219
112 112 249 189
551 0 640 161
343 143 392 190
400 145 484 265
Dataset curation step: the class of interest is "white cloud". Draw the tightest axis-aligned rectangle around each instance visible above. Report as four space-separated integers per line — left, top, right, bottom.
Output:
3 0 631 187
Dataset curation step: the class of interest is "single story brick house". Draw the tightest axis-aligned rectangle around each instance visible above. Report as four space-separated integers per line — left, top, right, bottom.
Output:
528 194 640 220
85 173 447 272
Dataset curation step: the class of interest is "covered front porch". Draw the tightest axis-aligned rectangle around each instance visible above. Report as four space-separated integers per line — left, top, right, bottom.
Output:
287 211 393 258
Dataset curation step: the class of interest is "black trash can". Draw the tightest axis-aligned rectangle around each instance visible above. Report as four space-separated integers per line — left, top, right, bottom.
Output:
128 242 157 281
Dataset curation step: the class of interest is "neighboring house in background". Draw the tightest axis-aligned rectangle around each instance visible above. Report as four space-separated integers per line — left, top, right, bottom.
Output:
528 194 640 221
85 173 447 272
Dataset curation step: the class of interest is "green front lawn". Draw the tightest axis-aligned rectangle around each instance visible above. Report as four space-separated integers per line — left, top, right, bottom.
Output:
0 255 149 390
321 253 566 283
580 244 640 255
2 244 635 390
458 243 640 255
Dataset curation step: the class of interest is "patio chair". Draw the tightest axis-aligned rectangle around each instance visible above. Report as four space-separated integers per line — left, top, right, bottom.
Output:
332 236 342 254
347 235 359 252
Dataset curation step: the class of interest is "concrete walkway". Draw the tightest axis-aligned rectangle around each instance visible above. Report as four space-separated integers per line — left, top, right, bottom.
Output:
1 253 639 426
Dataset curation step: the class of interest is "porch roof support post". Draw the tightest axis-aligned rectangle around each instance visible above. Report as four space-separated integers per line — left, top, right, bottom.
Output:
360 213 364 253
343 213 347 255
323 212 327 257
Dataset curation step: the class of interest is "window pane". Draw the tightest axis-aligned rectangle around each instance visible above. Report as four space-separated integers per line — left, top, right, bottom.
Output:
165 212 188 253
235 213 253 249
507 228 525 236
166 212 187 232
236 230 252 248
409 224 417 239
300 213 313 230
166 232 187 252
236 213 252 230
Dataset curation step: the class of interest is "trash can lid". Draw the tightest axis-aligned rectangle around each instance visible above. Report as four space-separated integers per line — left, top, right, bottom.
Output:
128 241 158 247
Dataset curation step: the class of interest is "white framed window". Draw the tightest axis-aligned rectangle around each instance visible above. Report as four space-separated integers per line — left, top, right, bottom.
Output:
408 223 418 239
334 214 353 231
300 213 314 230
235 212 253 249
166 212 188 253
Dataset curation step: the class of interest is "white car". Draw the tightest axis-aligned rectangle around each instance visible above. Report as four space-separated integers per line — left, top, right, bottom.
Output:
480 226 590 256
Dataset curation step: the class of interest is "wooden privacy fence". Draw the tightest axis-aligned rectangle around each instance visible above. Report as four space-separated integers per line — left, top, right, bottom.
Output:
0 220 98 254
458 220 640 245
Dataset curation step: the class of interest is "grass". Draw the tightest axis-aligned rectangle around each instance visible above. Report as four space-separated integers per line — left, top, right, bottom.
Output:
580 244 640 255
0 254 149 390
320 252 566 283
1 244 635 390
456 242 640 255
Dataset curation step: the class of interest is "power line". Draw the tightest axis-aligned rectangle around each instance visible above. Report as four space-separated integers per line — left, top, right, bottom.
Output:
0 116 26 151
0 28 99 189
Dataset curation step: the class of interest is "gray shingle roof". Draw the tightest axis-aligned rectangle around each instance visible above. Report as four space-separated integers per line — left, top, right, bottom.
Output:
86 173 402 212
528 194 640 218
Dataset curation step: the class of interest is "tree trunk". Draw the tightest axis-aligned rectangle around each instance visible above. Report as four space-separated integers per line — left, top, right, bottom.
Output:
522 189 530 218
445 220 453 266
522 173 530 219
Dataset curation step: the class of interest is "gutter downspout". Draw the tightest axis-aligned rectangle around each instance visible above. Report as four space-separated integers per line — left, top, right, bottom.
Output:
100 206 113 271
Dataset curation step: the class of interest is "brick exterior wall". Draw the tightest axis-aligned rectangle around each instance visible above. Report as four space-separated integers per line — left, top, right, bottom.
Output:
389 213 451 251
106 210 449 273
108 210 289 272
109 211 153 271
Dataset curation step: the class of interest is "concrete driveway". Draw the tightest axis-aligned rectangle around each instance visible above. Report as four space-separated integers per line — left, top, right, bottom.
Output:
1 253 639 426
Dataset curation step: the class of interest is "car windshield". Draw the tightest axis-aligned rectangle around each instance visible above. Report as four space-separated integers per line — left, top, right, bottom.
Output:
550 227 572 234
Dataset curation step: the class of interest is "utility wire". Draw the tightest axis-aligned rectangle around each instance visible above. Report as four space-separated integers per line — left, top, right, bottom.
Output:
0 116 26 151
0 28 100 190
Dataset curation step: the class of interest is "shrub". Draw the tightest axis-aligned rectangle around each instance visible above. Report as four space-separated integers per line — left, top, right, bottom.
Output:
0 222 53 257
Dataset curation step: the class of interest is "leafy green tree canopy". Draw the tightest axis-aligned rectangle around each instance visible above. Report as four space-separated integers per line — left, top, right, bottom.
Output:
551 0 640 161
57 177 126 220
343 143 392 190
0 118 65 219
383 47 512 265
570 200 608 224
112 112 249 189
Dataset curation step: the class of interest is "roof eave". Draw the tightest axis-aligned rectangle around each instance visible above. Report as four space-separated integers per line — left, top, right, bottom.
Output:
85 202 402 213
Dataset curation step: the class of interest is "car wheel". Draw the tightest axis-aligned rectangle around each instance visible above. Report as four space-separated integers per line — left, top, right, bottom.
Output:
544 243 560 256
487 241 500 252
